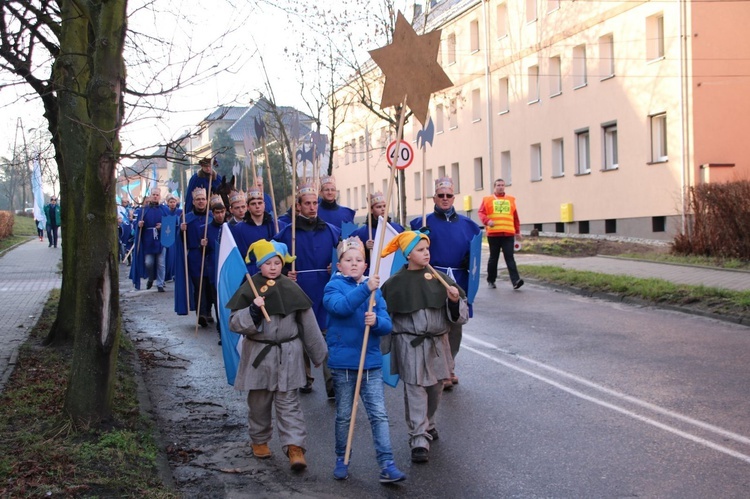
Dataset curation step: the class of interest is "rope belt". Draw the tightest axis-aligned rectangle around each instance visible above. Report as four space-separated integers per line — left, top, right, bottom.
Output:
248 334 300 368
394 331 447 348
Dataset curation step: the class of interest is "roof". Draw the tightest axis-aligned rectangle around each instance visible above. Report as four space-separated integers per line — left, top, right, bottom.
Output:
203 106 250 123
227 97 315 145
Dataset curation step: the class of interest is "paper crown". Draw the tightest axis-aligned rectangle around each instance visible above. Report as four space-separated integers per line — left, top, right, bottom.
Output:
435 177 454 191
209 194 224 210
165 194 178 202
297 183 316 197
320 175 336 187
228 190 245 205
337 236 365 259
247 187 263 200
192 187 207 200
246 239 296 267
370 191 385 206
381 229 430 258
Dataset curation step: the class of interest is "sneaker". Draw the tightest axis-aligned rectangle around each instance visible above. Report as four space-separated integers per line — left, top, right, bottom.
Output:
327 388 336 400
333 456 349 480
488 282 496 289
513 279 525 290
427 428 439 441
411 447 429 463
252 442 272 459
157 286 165 293
379 460 406 483
287 445 307 471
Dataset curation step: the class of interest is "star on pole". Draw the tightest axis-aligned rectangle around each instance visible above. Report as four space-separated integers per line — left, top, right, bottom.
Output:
369 12 453 127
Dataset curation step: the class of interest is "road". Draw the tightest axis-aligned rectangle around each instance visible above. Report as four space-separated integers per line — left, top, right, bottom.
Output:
125 276 750 498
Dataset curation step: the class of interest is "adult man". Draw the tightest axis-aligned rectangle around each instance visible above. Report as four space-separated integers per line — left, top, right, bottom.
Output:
353 191 404 273
164 194 183 282
317 175 355 228
479 178 523 290
136 189 170 292
226 190 247 227
410 177 480 388
204 195 227 344
117 196 134 222
185 157 222 214
43 196 61 248
229 187 277 276
274 183 340 396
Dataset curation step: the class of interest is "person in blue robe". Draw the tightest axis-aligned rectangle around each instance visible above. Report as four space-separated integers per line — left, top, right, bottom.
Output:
317 175 355 228
230 187 277 276
130 190 170 291
185 157 223 215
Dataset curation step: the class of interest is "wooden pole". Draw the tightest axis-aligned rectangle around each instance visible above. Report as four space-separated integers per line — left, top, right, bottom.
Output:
179 165 190 311
244 274 271 322
194 168 214 334
291 138 298 272
261 137 280 233
421 142 427 227
345 95 408 465
365 126 373 244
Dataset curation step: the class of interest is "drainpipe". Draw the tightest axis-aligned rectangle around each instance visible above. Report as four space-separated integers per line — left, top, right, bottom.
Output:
481 0 495 186
678 0 691 233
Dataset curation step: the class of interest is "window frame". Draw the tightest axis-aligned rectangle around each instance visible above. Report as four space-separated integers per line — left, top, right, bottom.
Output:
575 128 591 175
602 121 618 171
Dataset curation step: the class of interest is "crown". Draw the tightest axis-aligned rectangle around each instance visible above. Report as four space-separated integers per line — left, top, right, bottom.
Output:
370 191 385 206
435 177 454 191
247 187 263 200
209 194 224 209
320 175 336 186
297 183 316 197
337 236 365 258
228 190 245 205
192 187 207 199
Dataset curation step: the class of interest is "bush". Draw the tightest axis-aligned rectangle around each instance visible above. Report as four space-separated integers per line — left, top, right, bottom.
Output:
673 180 750 260
0 211 13 240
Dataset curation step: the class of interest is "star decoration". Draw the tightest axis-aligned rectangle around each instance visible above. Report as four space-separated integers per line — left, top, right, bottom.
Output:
369 11 453 127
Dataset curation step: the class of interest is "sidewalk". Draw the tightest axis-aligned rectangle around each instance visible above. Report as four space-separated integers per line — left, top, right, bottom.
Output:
0 238 62 392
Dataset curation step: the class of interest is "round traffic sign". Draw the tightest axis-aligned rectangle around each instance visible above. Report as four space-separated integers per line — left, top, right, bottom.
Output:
386 140 414 170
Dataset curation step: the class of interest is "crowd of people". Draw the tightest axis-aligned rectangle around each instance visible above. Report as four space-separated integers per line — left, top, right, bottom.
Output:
121 163 524 485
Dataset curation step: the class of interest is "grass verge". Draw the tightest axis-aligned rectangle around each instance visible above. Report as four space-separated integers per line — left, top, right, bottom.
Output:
0 290 175 497
0 216 36 253
519 265 750 321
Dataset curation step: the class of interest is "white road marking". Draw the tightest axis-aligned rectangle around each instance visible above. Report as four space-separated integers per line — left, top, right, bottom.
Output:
463 334 750 465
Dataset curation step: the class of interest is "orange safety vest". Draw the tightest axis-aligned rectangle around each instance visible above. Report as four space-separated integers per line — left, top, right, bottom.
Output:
481 195 517 236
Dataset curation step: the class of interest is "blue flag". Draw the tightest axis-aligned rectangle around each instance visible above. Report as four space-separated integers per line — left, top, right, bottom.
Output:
217 224 246 385
467 231 483 305
160 215 177 248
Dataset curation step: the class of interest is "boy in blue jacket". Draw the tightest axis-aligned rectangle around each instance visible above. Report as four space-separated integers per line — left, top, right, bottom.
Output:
323 237 406 484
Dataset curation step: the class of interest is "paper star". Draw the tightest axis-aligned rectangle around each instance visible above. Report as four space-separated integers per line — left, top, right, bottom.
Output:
369 12 453 127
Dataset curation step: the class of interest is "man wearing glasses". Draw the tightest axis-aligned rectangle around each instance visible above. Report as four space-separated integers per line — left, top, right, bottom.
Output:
410 177 480 389
44 196 61 248
479 178 523 290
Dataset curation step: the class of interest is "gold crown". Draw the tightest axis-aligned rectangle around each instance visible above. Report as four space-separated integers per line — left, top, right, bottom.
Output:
297 183 316 197
337 236 365 258
247 187 263 200
209 194 224 209
192 187 207 199
228 190 245 205
370 191 385 206
435 177 454 191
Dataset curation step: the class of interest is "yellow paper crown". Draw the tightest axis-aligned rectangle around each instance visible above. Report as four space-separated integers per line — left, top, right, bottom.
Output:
381 230 430 258
246 239 296 267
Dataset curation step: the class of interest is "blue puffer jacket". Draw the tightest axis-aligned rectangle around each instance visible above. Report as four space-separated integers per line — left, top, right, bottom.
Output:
323 272 392 370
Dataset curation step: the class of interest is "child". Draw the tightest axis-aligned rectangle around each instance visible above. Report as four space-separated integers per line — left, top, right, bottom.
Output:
227 239 328 471
323 237 406 484
380 230 468 464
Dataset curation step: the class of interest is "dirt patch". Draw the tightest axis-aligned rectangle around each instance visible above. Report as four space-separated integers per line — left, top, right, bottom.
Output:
519 237 670 258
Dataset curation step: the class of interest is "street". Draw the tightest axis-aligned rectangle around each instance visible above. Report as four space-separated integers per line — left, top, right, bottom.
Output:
123 276 750 498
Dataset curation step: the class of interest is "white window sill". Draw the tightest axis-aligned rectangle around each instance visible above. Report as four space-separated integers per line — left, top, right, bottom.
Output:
574 82 588 90
498 110 509 116
528 99 540 105
600 74 615 82
550 91 562 98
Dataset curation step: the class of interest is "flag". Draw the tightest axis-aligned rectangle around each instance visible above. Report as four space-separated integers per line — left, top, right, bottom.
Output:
467 232 483 305
372 217 406 388
160 215 177 248
217 224 246 385
31 159 46 231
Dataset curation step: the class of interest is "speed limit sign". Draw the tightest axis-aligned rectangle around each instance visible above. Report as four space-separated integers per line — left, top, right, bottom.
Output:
386 140 414 170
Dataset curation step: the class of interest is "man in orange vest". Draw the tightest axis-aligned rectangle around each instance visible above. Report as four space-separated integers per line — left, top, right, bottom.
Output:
478 178 524 290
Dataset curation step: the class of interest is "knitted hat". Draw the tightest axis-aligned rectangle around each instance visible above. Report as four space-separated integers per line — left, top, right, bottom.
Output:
337 236 365 259
381 229 430 258
369 191 385 206
435 177 454 192
320 175 336 187
247 187 263 200
246 239 296 266
209 194 224 210
228 190 245 206
192 187 207 200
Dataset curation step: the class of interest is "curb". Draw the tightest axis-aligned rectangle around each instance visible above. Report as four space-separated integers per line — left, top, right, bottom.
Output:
0 236 35 258
525 278 749 328
596 255 750 275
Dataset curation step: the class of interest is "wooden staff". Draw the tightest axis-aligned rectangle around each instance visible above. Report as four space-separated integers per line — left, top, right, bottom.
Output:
244 274 271 322
365 126 373 244
421 138 428 227
290 138 298 272
179 164 190 311
426 263 453 291
121 244 134 264
260 137 280 233
194 167 214 334
345 95 408 465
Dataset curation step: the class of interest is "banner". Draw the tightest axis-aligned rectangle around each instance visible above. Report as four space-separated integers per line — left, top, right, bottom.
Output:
159 215 177 248
31 159 46 230
217 224 246 386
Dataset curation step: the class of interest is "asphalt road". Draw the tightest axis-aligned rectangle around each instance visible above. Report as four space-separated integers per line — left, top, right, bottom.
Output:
125 276 750 498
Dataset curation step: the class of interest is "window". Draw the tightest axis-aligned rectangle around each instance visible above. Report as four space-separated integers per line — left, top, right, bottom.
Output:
579 221 589 234
548 0 560 13
549 56 562 96
353 186 358 206
451 162 461 192
470 20 480 53
530 143 542 181
602 122 618 170
497 3 508 38
359 136 365 161
472 88 482 122
498 77 509 114
346 188 351 207
414 171 422 200
344 142 350 165
573 44 587 88
605 219 617 234
426 169 434 197
526 0 537 23
575 129 590 174
650 113 667 162
361 184 366 208
474 157 484 190
534 223 543 232
552 138 564 177
447 33 457 65
652 216 666 232
438 165 446 178
528 65 540 103
646 14 665 61
555 222 565 233
449 98 457 129
351 139 357 163
382 179 388 200
501 150 512 185
599 34 615 79
436 104 444 133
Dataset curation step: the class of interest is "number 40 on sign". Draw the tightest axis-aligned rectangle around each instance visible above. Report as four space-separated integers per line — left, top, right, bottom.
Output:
386 140 414 170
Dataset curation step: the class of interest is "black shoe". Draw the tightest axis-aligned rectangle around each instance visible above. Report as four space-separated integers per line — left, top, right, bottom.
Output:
411 447 429 463
198 316 208 327
513 279 525 290
147 280 153 290
299 380 313 394
327 389 335 400
48 244 52 247
427 428 439 441
488 282 496 289
207 317 215 324
157 286 165 293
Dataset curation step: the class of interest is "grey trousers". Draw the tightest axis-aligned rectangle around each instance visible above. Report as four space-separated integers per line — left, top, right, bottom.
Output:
403 381 444 450
247 389 306 452
448 322 462 361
